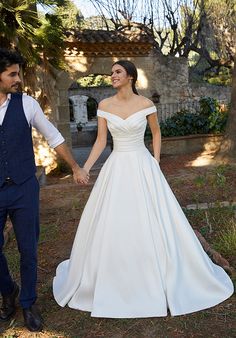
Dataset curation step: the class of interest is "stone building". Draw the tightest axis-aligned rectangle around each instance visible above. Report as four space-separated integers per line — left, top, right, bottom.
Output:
54 28 189 144
31 28 230 171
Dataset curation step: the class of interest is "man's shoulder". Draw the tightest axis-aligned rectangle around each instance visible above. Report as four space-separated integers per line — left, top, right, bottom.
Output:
21 93 37 102
21 93 41 110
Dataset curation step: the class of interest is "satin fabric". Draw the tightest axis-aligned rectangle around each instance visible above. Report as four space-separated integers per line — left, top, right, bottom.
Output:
53 106 234 318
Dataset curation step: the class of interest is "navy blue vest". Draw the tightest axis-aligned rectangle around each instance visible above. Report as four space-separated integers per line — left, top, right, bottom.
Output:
0 93 36 186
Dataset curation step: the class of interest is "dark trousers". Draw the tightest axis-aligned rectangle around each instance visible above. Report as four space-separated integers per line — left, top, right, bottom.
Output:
0 176 39 308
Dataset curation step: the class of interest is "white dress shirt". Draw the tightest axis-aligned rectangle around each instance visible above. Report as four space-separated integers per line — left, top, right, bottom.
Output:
0 93 65 148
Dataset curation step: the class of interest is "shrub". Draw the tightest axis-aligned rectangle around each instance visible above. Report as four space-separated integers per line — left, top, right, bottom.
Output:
159 109 209 137
199 97 228 134
158 97 228 137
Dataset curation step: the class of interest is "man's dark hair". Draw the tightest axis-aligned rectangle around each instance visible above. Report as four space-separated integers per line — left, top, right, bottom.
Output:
0 48 24 74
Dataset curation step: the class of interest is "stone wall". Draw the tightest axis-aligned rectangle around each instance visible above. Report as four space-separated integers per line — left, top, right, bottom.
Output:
150 53 190 104
68 86 115 103
68 53 189 105
160 134 224 155
190 82 231 102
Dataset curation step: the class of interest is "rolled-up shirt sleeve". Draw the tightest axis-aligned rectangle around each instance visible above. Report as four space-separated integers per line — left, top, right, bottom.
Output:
23 95 65 148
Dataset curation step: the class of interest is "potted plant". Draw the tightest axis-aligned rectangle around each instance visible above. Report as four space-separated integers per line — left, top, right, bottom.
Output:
76 122 84 132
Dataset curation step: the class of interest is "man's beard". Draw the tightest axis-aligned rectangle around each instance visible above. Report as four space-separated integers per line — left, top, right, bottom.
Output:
11 83 21 92
0 83 21 94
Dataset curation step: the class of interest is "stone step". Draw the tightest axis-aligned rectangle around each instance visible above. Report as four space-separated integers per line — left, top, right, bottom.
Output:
185 201 236 210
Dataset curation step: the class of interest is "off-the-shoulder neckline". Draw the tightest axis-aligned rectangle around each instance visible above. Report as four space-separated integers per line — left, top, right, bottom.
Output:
97 106 156 121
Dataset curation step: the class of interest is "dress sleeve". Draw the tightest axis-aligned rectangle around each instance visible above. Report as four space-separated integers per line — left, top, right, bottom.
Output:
97 109 103 117
145 105 157 117
97 110 106 118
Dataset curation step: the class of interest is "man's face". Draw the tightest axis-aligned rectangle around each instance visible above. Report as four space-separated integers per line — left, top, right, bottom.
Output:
0 64 21 94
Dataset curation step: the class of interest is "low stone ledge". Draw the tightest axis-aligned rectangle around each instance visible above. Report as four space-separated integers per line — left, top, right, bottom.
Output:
186 201 236 210
155 134 224 155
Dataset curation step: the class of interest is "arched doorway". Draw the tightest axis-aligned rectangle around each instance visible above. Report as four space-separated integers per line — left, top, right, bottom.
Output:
87 96 98 121
68 76 114 147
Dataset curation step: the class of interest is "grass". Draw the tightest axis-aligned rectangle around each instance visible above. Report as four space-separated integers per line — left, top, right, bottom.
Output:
5 236 20 279
184 206 235 236
184 205 236 288
213 219 236 257
39 222 59 244
169 164 236 207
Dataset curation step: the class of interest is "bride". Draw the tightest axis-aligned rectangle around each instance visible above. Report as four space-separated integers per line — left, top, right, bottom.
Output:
53 60 234 318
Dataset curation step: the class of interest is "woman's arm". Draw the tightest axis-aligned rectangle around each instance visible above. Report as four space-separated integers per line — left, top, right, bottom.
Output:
147 113 161 163
83 115 108 173
54 142 89 183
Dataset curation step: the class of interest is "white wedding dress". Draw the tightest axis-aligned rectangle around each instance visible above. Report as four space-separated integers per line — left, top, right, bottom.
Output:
53 106 234 318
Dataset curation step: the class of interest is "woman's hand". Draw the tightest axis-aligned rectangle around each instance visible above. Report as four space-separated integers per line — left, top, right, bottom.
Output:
71 165 88 185
79 166 90 185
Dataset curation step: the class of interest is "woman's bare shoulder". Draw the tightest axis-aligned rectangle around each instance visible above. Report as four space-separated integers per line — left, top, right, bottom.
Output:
98 97 114 111
137 95 155 108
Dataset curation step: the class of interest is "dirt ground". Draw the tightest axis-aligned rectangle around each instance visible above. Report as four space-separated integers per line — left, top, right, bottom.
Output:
1 150 236 338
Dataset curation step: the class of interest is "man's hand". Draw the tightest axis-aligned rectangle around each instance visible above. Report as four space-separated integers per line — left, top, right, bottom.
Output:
72 164 89 185
54 143 90 184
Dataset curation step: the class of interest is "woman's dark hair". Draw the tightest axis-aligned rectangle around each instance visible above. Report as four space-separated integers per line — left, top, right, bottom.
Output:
112 60 139 95
0 48 24 74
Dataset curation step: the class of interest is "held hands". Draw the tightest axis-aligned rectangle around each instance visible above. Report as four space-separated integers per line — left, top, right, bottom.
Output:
72 164 90 185
80 167 90 185
80 165 90 185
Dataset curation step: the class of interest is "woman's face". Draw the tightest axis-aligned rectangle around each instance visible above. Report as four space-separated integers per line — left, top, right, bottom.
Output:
111 64 132 89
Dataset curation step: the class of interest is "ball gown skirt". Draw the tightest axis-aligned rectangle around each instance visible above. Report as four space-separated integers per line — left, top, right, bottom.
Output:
53 106 234 318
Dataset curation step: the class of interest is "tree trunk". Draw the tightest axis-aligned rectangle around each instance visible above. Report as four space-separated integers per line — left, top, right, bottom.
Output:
214 56 236 163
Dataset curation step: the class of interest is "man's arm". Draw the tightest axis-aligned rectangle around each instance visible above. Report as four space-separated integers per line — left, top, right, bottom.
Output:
24 96 89 184
54 142 89 184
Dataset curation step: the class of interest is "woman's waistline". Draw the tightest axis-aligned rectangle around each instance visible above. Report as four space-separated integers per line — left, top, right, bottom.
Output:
112 145 147 152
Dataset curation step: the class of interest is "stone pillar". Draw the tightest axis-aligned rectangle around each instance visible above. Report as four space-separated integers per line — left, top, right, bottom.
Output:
70 95 88 126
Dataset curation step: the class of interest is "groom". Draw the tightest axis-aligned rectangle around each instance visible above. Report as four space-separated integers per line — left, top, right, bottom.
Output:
0 48 88 331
